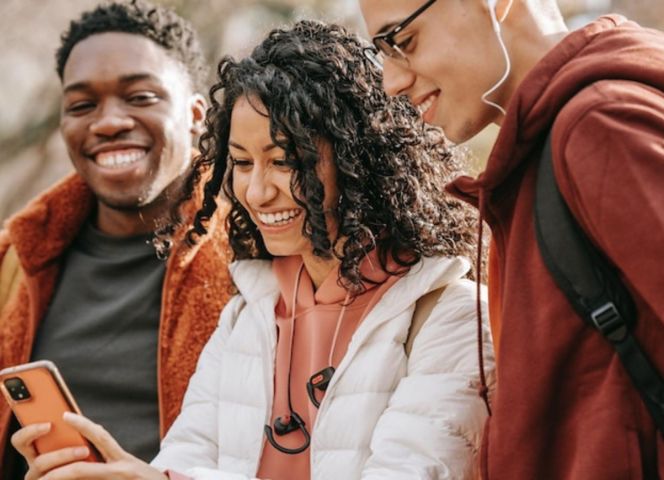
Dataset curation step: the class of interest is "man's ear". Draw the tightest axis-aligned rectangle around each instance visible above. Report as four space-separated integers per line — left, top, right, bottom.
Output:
189 93 208 136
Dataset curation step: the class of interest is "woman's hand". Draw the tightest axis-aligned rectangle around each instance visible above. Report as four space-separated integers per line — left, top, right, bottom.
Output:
11 421 89 480
11 412 168 480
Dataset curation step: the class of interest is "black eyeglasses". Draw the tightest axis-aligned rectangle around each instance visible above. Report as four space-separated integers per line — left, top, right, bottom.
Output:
370 0 437 65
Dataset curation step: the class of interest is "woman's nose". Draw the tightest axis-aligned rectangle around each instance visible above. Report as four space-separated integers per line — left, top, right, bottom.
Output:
245 168 278 208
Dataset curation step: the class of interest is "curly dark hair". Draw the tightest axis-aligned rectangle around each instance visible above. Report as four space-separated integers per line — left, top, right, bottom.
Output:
55 0 207 91
179 20 478 293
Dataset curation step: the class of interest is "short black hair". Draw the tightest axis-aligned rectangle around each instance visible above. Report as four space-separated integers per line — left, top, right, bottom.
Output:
55 0 207 91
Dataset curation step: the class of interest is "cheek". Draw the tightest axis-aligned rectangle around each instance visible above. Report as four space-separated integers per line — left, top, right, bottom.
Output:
417 23 475 87
59 119 81 152
146 106 185 148
275 172 295 200
155 116 179 148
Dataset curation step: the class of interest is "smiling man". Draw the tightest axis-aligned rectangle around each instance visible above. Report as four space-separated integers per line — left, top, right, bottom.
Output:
0 1 231 477
361 0 664 478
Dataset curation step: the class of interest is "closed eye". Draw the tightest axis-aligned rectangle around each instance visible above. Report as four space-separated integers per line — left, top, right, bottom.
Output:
230 157 253 170
395 35 414 52
128 91 160 106
65 101 96 115
272 159 291 170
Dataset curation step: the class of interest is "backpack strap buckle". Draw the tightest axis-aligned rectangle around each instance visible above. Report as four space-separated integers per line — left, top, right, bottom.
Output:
591 302 627 343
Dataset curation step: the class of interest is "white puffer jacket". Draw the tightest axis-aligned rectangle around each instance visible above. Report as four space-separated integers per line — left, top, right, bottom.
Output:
152 255 494 479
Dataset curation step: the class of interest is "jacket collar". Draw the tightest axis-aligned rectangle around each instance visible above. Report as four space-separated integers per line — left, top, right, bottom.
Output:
349 255 470 341
229 255 470 315
229 259 279 302
4 166 228 275
5 174 94 275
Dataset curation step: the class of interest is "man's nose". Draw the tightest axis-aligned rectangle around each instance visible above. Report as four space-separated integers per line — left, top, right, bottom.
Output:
89 100 135 137
382 59 416 97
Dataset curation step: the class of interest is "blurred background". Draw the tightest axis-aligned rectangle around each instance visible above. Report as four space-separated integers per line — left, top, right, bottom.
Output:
0 0 662 223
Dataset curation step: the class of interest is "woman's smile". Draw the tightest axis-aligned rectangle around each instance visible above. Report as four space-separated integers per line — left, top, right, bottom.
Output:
255 208 304 231
256 208 302 226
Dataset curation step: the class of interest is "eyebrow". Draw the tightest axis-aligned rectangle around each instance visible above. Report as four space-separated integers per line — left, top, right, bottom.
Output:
228 141 279 153
63 73 163 94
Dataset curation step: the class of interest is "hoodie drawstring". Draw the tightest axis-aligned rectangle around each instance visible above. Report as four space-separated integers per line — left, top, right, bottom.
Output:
476 207 492 416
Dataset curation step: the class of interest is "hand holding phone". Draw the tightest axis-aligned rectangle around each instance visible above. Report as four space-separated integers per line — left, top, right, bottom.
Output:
0 360 99 463
1 361 169 480
14 413 169 479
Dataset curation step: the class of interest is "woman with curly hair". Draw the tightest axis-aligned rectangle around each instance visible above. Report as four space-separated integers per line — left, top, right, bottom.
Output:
12 20 493 480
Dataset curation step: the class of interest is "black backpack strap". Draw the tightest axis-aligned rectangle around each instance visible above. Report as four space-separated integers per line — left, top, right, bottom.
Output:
534 132 664 435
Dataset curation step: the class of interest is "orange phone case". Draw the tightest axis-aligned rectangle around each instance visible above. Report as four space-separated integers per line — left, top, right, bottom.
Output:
0 360 99 462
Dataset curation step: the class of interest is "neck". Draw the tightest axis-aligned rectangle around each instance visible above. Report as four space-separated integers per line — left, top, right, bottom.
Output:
492 0 569 123
301 251 340 291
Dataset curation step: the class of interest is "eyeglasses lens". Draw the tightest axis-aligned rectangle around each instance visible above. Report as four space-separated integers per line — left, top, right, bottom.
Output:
363 47 384 70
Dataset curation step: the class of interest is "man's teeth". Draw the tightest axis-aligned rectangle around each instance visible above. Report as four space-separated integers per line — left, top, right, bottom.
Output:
257 209 301 226
95 149 145 168
417 94 436 116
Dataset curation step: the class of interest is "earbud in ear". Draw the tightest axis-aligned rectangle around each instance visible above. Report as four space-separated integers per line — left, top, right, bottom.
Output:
486 0 501 32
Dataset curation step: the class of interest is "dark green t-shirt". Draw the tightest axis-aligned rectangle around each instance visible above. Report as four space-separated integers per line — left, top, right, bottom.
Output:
30 222 165 462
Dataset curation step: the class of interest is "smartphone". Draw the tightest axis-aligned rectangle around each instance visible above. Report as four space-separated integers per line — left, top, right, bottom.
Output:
0 360 99 462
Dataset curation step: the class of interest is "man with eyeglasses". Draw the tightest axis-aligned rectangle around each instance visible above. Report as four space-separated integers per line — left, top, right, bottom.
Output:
361 0 664 478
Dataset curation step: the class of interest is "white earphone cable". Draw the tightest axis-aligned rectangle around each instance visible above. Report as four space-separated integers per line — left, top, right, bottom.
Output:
480 0 514 116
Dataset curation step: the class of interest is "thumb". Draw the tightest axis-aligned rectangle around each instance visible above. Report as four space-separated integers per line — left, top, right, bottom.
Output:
62 412 129 462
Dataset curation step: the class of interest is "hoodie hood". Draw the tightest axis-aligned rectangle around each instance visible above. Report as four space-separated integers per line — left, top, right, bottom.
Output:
229 255 471 315
449 15 664 200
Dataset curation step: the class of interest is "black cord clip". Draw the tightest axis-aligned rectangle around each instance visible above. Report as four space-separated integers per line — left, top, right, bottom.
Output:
306 366 335 409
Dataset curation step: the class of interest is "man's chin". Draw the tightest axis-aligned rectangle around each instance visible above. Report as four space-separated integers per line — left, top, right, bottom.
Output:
96 196 145 212
441 118 485 146
92 175 187 217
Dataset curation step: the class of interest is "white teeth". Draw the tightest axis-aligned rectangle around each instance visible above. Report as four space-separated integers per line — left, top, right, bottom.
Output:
95 149 145 168
417 94 436 116
257 209 300 226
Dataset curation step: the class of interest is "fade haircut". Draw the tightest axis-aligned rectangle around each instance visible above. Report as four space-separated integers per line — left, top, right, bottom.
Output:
55 0 207 91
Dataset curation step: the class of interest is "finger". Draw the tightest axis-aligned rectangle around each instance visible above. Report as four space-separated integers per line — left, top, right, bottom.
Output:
30 446 90 476
40 460 113 480
62 412 128 462
10 422 50 462
41 459 168 480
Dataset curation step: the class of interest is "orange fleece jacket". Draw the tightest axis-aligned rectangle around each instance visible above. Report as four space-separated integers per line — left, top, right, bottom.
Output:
0 173 232 472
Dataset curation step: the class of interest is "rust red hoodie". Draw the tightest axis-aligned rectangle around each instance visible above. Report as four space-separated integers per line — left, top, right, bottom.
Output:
448 15 664 479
